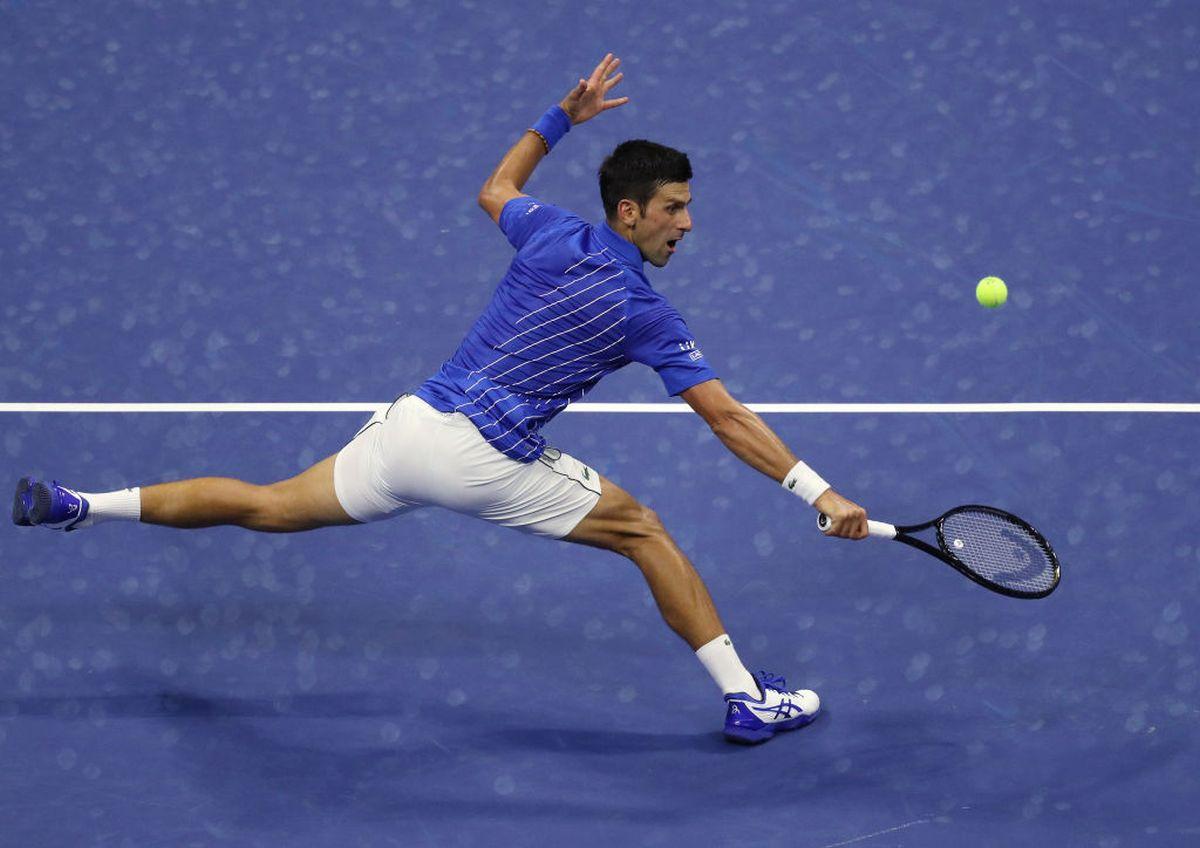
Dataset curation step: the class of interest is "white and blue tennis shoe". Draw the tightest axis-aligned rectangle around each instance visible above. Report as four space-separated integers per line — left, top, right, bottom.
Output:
723 671 820 744
12 477 90 531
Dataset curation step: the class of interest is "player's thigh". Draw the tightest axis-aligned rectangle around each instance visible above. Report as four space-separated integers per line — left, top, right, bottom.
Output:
563 474 664 555
269 453 359 529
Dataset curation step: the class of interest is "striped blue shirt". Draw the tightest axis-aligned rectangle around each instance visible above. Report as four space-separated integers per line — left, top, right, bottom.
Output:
415 195 717 462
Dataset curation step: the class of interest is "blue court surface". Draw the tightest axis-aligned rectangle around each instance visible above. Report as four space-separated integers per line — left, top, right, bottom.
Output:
3 2 1199 846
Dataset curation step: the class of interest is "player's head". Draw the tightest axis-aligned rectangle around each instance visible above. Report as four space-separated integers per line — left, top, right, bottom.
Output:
599 140 693 268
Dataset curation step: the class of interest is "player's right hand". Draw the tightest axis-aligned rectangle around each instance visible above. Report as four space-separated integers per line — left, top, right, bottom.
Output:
814 489 869 539
559 53 629 125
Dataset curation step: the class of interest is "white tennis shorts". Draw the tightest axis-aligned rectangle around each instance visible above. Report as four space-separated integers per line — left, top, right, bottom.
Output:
333 395 602 539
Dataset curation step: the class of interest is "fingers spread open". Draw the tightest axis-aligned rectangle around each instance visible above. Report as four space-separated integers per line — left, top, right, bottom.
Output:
589 53 614 84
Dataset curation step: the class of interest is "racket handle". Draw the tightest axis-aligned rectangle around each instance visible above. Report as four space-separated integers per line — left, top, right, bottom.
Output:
817 513 898 539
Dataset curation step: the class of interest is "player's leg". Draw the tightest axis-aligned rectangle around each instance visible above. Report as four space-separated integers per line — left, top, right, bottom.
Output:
142 402 415 531
14 454 359 533
140 453 358 532
562 474 820 743
562 477 724 651
14 405 407 533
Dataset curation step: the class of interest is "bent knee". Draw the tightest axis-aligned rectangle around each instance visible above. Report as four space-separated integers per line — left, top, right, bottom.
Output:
613 505 670 558
632 505 665 536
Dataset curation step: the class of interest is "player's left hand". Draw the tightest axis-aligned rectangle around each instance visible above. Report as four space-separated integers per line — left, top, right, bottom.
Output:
560 53 629 125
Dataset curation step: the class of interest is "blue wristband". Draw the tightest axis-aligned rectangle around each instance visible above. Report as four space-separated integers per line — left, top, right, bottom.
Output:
530 105 571 153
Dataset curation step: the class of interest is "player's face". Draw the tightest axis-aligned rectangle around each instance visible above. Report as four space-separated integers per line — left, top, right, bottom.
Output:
634 182 692 268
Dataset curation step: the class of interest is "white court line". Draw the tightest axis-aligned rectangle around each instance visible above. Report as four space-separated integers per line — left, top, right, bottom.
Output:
819 818 933 848
579 402 1200 414
0 402 1198 414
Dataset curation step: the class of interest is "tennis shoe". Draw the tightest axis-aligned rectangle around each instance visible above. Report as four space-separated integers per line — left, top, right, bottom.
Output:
21 479 90 532
12 477 36 526
723 671 820 744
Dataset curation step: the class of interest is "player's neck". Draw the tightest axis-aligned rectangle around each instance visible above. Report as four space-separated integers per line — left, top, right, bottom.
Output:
604 219 645 263
608 218 635 242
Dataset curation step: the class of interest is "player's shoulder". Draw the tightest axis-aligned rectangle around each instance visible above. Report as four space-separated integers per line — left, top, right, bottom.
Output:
499 194 590 254
624 296 692 342
517 205 591 252
625 281 682 316
519 216 618 275
508 195 585 229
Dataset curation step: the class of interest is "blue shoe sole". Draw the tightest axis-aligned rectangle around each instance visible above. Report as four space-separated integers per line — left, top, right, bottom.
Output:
29 481 55 526
12 477 34 526
724 713 817 745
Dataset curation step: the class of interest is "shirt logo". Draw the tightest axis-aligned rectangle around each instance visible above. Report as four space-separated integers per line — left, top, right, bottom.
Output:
688 350 703 361
677 340 697 352
523 203 541 216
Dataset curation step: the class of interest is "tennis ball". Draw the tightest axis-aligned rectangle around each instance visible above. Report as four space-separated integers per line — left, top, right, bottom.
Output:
976 276 1008 308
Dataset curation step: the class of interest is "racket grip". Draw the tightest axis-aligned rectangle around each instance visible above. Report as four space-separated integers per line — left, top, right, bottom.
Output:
817 513 898 539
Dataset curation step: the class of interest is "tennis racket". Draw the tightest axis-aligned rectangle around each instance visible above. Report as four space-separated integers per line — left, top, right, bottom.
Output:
817 505 1060 599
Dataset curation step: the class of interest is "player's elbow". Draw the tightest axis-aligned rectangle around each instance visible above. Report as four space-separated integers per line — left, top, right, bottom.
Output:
477 184 501 216
477 179 517 221
706 405 750 441
683 381 747 437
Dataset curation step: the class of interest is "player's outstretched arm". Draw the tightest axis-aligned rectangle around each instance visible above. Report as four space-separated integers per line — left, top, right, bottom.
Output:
477 53 629 224
680 379 869 539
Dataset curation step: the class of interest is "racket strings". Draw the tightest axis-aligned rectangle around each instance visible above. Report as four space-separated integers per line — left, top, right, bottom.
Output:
939 510 1057 593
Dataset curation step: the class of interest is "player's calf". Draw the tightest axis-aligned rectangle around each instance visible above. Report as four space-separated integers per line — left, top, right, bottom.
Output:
141 477 278 530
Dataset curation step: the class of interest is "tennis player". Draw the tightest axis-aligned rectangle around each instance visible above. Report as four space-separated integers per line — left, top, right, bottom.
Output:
14 54 869 744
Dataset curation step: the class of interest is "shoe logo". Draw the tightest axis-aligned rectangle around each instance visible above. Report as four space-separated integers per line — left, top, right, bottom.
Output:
751 700 798 721
66 502 78 515
582 467 591 480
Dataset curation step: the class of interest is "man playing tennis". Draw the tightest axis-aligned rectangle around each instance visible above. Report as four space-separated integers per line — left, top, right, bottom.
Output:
14 54 868 744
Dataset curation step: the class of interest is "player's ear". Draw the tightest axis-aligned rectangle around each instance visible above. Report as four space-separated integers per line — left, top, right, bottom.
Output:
616 198 641 227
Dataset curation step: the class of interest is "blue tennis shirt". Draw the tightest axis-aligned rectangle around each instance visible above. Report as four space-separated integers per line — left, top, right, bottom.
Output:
415 195 717 462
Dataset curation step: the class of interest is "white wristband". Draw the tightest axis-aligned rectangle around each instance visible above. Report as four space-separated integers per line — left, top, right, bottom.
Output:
782 460 830 505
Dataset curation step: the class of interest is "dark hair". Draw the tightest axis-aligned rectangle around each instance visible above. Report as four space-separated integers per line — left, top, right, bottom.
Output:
598 140 692 220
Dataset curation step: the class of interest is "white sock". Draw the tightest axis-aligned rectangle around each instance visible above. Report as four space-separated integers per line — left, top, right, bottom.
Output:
695 633 759 696
76 487 141 527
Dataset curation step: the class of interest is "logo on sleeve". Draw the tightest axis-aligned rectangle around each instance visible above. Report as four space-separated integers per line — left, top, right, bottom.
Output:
523 203 541 216
677 339 704 360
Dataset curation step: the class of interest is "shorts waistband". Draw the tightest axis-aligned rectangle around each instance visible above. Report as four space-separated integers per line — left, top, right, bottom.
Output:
405 393 475 427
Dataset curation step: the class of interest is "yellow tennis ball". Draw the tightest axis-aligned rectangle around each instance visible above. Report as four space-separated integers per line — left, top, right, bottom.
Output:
976 276 1008 308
